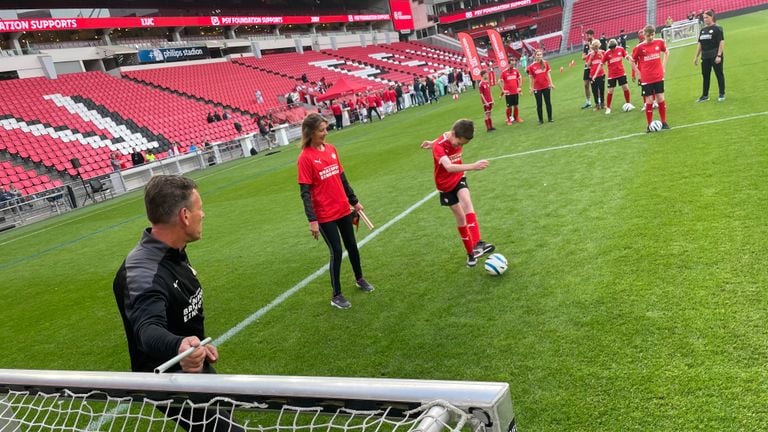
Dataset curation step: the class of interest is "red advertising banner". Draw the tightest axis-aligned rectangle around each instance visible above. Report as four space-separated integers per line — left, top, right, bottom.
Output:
0 14 391 33
389 0 415 31
487 29 509 70
439 0 543 24
457 32 483 81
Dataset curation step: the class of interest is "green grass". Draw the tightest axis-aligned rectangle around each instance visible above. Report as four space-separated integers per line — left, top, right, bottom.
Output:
2 10 768 431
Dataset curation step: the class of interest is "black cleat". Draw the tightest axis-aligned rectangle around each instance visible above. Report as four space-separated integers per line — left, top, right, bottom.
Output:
661 122 670 130
331 294 351 309
355 278 375 292
466 254 478 267
473 241 496 258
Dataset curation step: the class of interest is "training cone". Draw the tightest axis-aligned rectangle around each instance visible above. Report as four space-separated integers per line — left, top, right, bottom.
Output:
560 66 564 73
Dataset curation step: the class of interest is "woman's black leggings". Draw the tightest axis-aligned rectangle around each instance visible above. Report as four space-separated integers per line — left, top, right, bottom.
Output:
590 76 605 107
534 88 553 122
319 213 362 296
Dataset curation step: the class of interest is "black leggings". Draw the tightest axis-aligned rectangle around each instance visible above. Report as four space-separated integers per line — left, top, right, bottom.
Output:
319 213 363 296
533 88 553 122
701 57 725 97
590 76 605 107
367 107 381 120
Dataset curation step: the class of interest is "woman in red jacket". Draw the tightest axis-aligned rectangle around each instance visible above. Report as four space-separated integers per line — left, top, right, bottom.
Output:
297 113 375 309
526 49 556 124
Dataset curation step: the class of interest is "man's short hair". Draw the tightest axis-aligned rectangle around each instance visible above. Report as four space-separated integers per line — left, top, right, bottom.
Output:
585 29 595 36
643 24 656 35
145 175 198 225
452 119 474 141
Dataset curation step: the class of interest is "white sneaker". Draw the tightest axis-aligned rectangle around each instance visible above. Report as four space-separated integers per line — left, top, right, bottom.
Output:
605 108 611 114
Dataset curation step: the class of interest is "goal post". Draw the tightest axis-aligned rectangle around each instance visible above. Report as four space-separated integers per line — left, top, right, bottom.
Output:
0 369 517 432
662 20 701 48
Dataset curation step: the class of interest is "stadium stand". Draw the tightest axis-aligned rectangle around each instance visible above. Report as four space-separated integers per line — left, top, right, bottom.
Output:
123 62 300 113
655 0 768 23
0 160 62 196
568 1 646 47
0 71 258 180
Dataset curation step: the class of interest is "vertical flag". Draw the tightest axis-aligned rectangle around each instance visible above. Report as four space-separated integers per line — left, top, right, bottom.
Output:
457 32 482 81
487 29 509 70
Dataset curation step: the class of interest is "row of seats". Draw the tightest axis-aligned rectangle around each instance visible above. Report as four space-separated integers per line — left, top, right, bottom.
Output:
0 160 63 196
0 71 259 181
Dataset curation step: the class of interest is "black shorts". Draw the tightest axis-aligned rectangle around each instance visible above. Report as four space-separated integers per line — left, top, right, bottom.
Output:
504 94 519 107
583 68 591 81
607 76 628 88
439 177 469 207
641 81 665 97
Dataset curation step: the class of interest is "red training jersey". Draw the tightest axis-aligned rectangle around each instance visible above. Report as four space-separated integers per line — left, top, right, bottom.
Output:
588 50 605 78
526 61 552 91
602 47 628 79
479 81 493 105
330 103 342 116
431 133 464 193
500 68 522 94
632 38 667 84
297 143 350 223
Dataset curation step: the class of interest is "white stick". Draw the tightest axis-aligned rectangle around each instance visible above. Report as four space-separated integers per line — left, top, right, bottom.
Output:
358 209 374 230
154 337 212 374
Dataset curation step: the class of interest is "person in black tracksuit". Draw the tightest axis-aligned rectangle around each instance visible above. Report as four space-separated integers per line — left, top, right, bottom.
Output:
113 175 241 432
694 9 726 102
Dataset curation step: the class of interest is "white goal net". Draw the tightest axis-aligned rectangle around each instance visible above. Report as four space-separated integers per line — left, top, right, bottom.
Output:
662 20 701 48
0 369 517 432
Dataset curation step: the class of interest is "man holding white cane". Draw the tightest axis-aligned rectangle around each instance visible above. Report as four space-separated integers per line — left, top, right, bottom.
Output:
113 175 241 431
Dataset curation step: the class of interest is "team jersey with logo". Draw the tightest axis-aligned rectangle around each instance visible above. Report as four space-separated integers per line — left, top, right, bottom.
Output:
297 143 350 223
632 38 667 84
602 47 628 79
500 68 522 94
526 61 552 91
479 81 493 104
488 70 497 86
588 50 606 78
431 134 464 193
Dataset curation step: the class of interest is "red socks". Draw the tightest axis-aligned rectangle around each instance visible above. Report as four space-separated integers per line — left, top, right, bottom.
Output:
506 107 512 121
623 88 631 103
645 103 653 124
513 106 519 121
658 101 667 123
466 212 481 245
606 93 613 109
484 118 493 130
457 225 474 254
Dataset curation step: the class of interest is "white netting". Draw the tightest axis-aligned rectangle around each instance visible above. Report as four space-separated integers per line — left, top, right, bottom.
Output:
0 389 476 432
662 21 701 48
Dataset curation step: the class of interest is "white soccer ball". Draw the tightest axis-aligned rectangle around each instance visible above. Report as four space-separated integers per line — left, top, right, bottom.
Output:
622 103 635 112
648 120 664 132
484 253 508 276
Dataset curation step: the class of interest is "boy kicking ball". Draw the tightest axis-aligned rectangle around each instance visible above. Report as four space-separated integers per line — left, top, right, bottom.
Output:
420 119 495 267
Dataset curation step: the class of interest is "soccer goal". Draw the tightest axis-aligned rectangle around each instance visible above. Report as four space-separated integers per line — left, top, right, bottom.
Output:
662 20 701 49
0 369 516 432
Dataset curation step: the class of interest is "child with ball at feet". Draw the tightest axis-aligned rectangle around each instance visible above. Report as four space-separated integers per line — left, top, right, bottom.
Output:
420 119 495 267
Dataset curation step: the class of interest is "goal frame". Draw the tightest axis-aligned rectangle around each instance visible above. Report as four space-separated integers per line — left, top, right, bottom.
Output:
0 369 516 432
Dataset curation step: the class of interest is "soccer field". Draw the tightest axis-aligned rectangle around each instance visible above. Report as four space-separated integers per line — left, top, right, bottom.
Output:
2 10 768 431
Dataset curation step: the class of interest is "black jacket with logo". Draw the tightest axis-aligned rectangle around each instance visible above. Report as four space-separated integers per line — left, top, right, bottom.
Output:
113 229 208 373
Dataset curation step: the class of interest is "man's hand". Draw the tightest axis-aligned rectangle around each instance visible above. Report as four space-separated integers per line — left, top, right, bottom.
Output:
178 336 211 373
420 140 433 149
473 160 489 171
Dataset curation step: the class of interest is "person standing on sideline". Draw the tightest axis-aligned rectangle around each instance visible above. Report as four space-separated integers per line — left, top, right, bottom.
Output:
297 113 374 309
694 9 726 102
600 38 634 114
420 119 495 268
499 57 524 125
330 99 344 130
587 40 606 111
478 70 496 132
113 175 242 431
581 29 596 109
631 25 670 131
527 49 555 124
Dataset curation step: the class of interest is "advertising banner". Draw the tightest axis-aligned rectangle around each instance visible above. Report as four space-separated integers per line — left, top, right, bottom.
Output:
457 32 482 81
